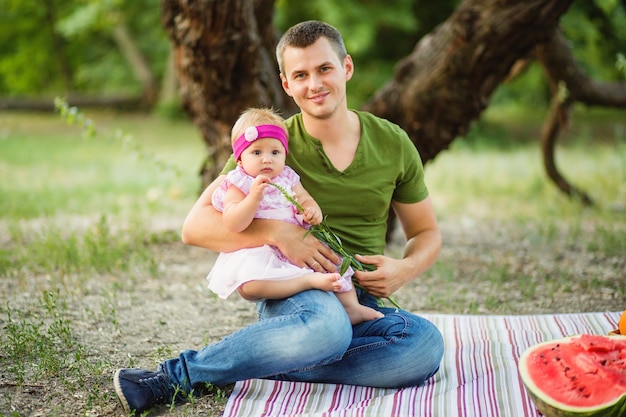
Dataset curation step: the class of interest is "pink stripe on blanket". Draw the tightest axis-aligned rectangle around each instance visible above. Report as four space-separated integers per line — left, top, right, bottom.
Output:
223 312 621 417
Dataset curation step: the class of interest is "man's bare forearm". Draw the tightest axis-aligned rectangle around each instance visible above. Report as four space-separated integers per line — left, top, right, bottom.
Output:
402 227 441 280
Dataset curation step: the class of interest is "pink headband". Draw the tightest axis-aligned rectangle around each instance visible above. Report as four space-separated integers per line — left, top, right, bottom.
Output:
233 124 289 160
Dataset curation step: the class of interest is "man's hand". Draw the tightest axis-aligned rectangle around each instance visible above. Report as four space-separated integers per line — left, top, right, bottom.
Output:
273 221 341 271
352 254 413 298
350 197 440 298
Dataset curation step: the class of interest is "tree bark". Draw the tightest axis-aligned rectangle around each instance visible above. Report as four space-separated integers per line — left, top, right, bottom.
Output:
534 29 626 205
161 0 296 188
362 0 574 164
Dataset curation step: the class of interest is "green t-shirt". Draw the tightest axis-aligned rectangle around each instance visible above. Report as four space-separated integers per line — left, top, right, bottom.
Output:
221 110 428 255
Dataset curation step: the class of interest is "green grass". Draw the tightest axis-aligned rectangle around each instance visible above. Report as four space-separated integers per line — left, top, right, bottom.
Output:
2 215 161 280
427 143 626 223
0 110 204 220
0 108 624 415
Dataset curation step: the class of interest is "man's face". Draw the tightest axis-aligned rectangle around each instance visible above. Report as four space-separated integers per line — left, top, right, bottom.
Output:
280 37 353 120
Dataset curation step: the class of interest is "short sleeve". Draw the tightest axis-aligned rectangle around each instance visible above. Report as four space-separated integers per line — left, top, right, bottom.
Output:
211 166 252 212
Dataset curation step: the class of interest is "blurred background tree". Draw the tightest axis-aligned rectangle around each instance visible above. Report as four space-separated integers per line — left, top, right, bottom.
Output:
1 0 624 110
0 0 170 109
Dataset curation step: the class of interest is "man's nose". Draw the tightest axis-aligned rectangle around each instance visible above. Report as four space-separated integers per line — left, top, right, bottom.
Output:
309 73 322 90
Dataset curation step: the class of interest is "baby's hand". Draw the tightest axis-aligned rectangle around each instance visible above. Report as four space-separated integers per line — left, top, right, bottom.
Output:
302 206 322 225
249 175 271 201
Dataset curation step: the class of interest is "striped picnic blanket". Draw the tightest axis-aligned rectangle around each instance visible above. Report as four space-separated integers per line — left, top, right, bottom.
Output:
222 312 621 417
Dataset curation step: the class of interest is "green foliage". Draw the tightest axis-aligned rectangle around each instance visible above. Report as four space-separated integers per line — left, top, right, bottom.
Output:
0 0 74 93
617 53 626 75
561 0 626 80
276 0 419 54
0 0 168 95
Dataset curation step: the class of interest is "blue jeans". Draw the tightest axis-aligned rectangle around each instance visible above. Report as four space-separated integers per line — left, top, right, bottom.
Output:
161 289 444 392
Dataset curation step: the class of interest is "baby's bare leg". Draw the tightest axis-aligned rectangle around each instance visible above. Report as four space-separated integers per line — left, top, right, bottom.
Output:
336 288 384 325
239 272 341 301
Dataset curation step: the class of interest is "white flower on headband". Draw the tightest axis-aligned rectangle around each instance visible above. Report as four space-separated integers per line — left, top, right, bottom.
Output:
244 126 259 142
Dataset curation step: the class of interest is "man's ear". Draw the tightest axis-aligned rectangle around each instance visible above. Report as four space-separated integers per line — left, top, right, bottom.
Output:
344 55 354 81
280 73 292 97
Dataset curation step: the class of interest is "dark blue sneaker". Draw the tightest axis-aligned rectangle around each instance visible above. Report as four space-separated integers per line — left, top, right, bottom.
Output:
114 368 175 413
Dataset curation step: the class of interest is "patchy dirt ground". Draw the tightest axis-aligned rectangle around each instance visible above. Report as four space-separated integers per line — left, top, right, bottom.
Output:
1 218 624 416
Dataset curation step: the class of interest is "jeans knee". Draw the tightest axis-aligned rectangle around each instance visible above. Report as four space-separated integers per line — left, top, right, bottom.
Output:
298 295 352 356
405 319 444 386
265 291 352 365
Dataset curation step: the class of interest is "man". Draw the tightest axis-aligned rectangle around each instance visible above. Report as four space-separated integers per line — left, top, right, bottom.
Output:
114 20 444 414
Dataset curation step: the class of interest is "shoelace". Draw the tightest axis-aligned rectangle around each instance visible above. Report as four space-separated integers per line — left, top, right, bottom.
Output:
140 372 173 402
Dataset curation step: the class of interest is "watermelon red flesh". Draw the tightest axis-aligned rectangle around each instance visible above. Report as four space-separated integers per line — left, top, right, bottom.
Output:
525 334 626 407
519 334 626 417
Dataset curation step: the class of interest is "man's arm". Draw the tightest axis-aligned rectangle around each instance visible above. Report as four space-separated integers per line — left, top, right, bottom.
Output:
353 196 441 298
181 175 341 268
181 175 270 252
393 195 441 277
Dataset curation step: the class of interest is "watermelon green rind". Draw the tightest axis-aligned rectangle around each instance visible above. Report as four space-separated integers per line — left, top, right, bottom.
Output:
523 385 626 417
518 334 626 417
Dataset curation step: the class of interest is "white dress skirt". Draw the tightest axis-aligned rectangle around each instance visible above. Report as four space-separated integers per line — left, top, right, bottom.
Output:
208 245 331 299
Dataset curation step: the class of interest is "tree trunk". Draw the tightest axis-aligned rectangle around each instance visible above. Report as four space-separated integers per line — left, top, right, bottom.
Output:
158 48 179 107
112 23 159 107
362 0 574 165
161 0 297 188
43 0 74 91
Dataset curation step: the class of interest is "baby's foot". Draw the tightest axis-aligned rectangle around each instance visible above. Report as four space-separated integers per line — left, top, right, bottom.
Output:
345 305 384 325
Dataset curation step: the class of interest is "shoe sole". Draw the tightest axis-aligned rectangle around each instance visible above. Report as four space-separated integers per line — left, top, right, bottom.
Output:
113 368 132 413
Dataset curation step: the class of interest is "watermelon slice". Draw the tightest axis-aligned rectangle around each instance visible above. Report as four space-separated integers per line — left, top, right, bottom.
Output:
518 334 626 417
